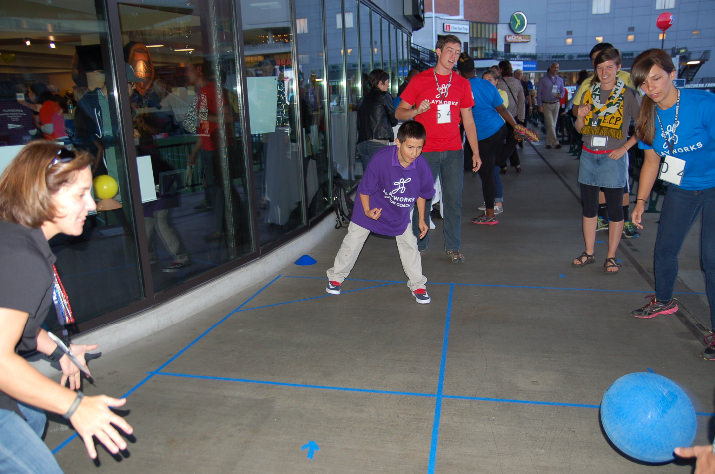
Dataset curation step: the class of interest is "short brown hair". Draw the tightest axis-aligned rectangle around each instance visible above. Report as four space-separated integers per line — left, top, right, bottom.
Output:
436 35 461 51
0 141 93 228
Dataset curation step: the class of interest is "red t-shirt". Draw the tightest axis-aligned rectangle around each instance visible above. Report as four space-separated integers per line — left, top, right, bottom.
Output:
38 100 66 140
197 83 220 151
399 68 474 152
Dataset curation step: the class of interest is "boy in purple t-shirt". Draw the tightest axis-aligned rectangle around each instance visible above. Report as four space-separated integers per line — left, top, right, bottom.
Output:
326 121 435 303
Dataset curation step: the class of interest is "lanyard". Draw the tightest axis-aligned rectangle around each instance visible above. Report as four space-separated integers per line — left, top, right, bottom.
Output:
52 265 75 326
433 69 452 99
655 89 680 155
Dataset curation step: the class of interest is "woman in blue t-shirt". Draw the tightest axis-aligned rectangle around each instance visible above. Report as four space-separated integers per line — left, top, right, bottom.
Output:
629 49 715 361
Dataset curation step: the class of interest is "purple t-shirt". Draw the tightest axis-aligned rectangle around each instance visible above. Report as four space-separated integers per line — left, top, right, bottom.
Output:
352 146 435 236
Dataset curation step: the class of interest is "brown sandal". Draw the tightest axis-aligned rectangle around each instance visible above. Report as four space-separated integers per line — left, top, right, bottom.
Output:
604 257 622 273
572 252 595 267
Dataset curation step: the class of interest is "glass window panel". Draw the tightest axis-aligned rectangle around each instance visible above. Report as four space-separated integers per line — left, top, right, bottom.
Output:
295 0 331 221
359 3 373 99
371 10 382 70
0 0 143 329
344 0 360 187
117 0 252 292
241 0 305 243
381 19 392 90
326 0 349 184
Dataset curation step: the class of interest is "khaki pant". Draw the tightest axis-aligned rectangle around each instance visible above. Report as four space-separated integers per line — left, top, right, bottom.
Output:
327 221 427 292
542 101 561 147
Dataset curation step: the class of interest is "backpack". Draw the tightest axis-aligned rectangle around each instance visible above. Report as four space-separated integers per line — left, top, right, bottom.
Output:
333 179 353 229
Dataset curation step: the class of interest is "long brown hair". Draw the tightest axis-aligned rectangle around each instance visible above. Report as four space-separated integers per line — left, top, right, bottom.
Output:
631 49 676 146
0 141 93 228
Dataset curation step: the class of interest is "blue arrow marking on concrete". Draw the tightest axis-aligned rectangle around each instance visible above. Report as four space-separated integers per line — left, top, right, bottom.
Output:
302 440 320 460
595 240 604 244
559 273 566 278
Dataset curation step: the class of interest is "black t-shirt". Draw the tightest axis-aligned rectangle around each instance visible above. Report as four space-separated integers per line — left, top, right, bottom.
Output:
0 221 55 415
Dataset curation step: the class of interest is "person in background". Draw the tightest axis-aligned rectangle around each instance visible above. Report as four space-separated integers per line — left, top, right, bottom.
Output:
571 47 640 274
357 69 397 171
396 35 481 263
395 68 420 109
537 62 565 149
629 49 715 361
458 57 519 224
0 141 134 471
497 60 525 174
572 42 640 240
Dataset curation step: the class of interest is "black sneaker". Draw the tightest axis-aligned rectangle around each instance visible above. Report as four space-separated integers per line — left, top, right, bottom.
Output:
631 296 678 319
703 333 715 361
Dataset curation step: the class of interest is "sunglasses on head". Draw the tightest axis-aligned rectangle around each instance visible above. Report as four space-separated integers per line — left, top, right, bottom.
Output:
48 147 76 169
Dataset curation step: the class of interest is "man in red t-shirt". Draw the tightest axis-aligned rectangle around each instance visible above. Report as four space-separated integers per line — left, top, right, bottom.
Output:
396 35 481 263
186 61 226 241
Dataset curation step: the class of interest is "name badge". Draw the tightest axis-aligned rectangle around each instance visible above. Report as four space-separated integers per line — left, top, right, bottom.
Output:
591 136 607 148
658 154 685 186
437 103 451 124
551 85 559 95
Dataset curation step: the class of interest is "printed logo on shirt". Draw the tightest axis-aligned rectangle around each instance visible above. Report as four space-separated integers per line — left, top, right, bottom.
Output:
383 178 416 208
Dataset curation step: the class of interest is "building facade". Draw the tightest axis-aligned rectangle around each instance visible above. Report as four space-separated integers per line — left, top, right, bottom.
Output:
0 0 414 334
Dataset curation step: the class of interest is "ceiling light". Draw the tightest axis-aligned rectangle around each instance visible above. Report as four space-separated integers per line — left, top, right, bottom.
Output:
686 60 701 65
174 48 195 52
25 39 31 46
49 42 56 49
146 44 164 48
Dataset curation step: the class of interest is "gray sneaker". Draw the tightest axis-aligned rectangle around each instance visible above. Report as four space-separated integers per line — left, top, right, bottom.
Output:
631 296 678 319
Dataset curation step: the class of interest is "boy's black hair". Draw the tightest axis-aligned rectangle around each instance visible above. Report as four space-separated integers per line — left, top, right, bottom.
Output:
396 120 426 143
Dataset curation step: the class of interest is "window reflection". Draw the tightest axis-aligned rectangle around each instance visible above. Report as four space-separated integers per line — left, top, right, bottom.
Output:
241 0 305 244
295 0 331 221
118 1 252 293
0 2 143 329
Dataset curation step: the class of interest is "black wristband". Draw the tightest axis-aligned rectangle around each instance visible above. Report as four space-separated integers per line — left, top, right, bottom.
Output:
48 344 65 362
63 391 84 420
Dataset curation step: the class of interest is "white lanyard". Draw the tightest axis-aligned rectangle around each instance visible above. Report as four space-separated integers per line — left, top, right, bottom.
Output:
655 89 680 156
433 69 452 99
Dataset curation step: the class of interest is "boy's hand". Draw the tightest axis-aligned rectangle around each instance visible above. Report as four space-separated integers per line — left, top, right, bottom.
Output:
418 220 428 239
365 207 382 220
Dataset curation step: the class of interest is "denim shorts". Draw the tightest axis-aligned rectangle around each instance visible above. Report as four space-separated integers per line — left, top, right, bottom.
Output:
578 148 628 188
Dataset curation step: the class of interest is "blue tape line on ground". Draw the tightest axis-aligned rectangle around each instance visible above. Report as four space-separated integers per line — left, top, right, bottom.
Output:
51 275 283 454
428 283 454 474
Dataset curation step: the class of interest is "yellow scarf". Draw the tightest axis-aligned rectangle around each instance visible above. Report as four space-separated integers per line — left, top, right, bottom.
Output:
581 77 625 140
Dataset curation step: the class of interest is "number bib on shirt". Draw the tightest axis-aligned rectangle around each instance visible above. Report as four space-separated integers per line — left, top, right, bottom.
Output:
658 154 685 186
591 136 607 148
437 103 451 124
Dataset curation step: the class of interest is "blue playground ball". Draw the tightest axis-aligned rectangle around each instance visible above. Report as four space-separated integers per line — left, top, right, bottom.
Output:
600 372 697 463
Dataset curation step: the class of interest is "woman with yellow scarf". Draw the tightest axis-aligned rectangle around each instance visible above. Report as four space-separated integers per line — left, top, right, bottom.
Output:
572 47 641 273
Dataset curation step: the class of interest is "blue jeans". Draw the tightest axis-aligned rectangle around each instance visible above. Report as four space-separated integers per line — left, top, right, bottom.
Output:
412 149 464 252
357 140 388 172
654 185 715 330
0 403 63 473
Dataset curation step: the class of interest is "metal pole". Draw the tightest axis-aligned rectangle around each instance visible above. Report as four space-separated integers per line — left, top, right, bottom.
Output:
432 0 436 47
